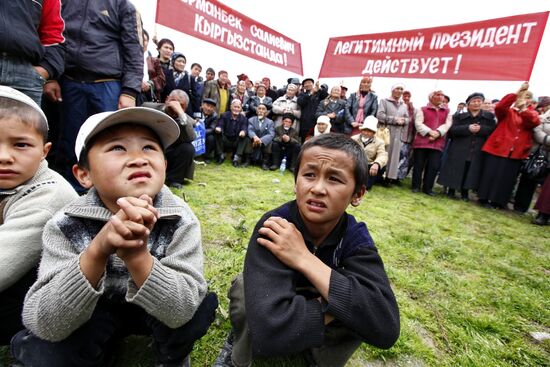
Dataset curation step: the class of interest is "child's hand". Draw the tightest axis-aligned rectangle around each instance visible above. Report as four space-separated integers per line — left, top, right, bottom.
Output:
257 217 310 271
116 195 159 231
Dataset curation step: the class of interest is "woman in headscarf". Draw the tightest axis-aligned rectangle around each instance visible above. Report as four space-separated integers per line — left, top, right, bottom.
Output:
376 83 409 185
315 86 351 134
346 76 378 136
477 82 540 209
437 92 496 200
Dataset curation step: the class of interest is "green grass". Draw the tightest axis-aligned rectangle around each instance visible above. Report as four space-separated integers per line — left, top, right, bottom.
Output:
2 162 549 366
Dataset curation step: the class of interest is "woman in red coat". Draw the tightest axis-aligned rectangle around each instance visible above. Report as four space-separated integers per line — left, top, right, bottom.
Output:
477 82 540 209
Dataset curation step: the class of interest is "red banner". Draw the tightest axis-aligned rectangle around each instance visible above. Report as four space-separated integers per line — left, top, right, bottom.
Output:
319 12 548 81
156 0 303 75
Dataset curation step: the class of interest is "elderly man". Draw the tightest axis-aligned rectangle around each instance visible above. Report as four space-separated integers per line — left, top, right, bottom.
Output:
215 99 248 167
143 89 196 188
272 83 301 130
246 103 275 169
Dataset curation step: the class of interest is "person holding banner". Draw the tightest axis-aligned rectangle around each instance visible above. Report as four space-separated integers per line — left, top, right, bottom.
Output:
346 77 378 136
477 82 540 209
411 90 452 196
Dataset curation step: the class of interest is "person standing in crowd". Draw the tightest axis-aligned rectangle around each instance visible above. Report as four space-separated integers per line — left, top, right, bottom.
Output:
205 67 216 82
532 96 550 225
44 0 143 193
272 83 301 129
271 114 301 172
261 77 279 101
248 83 273 118
298 78 329 141
215 99 248 167
477 82 540 209
203 70 231 117
140 30 165 104
376 83 409 185
165 53 200 115
515 96 550 214
352 116 388 190
437 92 496 201
397 90 416 180
156 38 174 71
315 86 352 134
346 76 378 136
0 1 65 105
190 62 204 107
411 90 452 196
231 80 250 116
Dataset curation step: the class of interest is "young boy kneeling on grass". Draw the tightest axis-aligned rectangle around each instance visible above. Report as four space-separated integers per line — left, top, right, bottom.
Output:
11 108 218 367
214 133 400 367
0 86 78 345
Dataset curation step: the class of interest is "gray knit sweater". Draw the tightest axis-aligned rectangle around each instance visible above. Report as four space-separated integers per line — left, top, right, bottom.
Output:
22 186 207 342
0 161 77 292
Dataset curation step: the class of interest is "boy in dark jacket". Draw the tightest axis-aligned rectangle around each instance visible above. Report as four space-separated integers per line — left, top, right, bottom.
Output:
214 133 400 367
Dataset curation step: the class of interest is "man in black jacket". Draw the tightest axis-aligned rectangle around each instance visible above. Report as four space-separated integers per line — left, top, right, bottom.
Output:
44 0 143 193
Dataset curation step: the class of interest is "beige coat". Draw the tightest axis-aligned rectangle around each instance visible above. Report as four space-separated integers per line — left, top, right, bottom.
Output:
352 134 388 168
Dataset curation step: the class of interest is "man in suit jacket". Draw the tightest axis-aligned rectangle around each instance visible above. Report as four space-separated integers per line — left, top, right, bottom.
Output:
247 103 275 169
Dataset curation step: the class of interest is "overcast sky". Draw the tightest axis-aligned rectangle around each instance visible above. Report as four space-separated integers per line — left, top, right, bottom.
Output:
131 0 549 107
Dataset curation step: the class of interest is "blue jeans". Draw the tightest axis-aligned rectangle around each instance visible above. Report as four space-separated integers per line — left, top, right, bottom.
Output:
11 292 218 367
0 54 45 105
55 77 120 191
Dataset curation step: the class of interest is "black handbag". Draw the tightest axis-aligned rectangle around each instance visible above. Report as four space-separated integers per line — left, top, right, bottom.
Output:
522 146 548 180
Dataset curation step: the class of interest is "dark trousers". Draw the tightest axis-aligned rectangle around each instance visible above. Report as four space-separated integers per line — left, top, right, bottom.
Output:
367 164 386 190
55 77 120 193
271 141 300 168
0 268 37 345
165 142 196 183
11 293 218 367
228 274 361 367
215 134 247 158
412 148 442 193
513 171 540 212
205 133 216 159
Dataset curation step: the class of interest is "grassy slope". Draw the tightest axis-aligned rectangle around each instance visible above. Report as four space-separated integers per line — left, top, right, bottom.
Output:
2 162 549 366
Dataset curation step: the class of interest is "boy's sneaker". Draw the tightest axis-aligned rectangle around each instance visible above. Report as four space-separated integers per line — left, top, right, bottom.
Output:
212 331 235 367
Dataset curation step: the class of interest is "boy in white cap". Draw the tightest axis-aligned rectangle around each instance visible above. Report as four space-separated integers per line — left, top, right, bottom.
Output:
0 86 77 345
11 107 218 367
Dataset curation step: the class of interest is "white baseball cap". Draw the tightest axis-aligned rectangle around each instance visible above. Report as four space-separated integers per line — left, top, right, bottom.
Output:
359 115 378 132
0 85 48 129
74 107 180 160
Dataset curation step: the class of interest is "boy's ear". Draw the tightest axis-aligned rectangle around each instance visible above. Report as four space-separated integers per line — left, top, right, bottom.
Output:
72 164 93 189
351 185 366 207
41 142 52 161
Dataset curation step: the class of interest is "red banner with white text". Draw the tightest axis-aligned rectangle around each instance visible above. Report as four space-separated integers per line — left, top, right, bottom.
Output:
319 11 548 81
156 0 303 75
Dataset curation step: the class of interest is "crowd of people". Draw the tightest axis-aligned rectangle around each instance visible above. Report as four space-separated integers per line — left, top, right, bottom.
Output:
0 0 549 366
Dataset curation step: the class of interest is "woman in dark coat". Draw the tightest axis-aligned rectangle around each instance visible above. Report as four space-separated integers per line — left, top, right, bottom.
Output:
437 92 496 200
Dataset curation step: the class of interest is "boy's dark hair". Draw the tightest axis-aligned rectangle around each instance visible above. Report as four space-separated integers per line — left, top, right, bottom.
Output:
77 123 165 170
157 38 174 51
190 62 202 70
293 133 368 195
0 97 48 142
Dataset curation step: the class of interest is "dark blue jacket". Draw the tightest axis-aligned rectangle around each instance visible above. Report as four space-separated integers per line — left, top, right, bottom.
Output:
62 0 143 96
217 111 247 140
